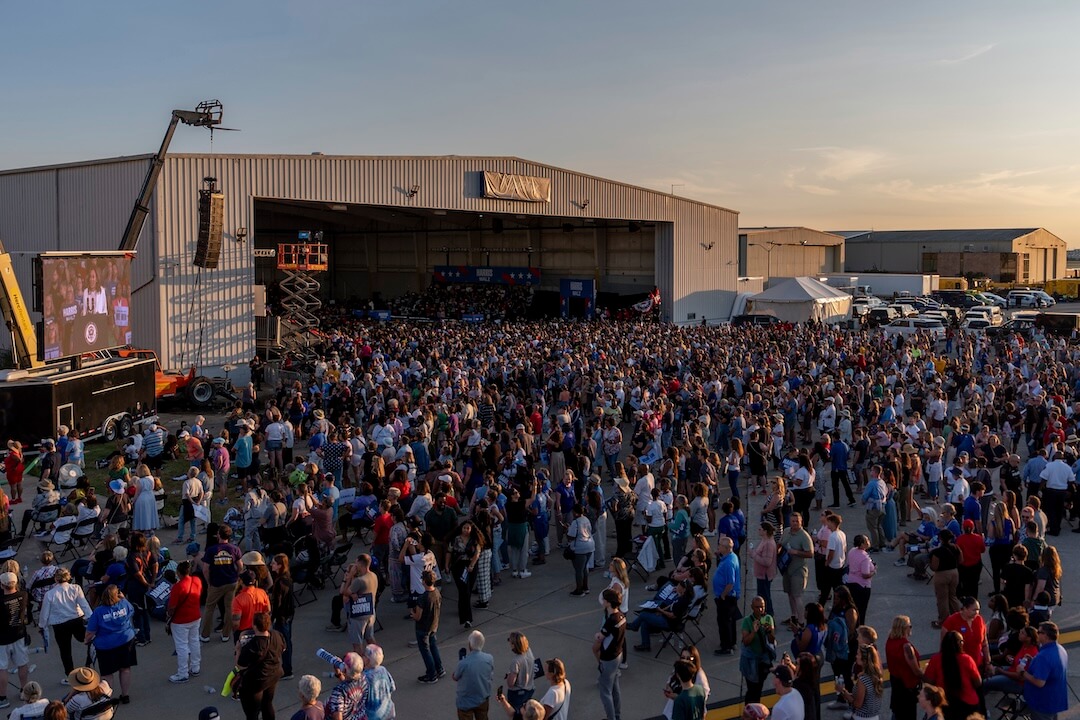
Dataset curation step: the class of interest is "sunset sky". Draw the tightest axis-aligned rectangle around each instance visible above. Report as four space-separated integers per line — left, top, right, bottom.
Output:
4 1 1079 244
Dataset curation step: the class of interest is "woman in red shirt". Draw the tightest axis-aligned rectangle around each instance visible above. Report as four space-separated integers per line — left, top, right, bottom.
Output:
885 615 923 720
4 440 23 505
923 631 982 720
165 560 204 683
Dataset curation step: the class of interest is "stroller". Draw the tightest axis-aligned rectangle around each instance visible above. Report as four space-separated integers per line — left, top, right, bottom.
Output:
222 507 245 546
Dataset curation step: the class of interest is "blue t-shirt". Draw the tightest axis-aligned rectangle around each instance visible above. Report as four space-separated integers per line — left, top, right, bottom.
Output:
1024 642 1068 714
88 598 136 649
234 435 253 468
712 553 741 599
718 513 744 551
307 432 327 454
963 496 982 524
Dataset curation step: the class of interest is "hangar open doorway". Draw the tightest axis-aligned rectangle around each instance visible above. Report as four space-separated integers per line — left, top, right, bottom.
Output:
252 198 661 319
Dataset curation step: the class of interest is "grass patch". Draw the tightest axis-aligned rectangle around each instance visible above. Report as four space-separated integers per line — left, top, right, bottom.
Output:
80 441 229 524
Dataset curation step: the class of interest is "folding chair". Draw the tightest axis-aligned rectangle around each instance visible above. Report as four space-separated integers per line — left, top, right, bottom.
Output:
80 695 121 720
995 690 1029 720
31 503 61 534
629 535 657 582
291 537 322 607
72 516 100 553
683 594 710 644
0 533 25 561
327 542 353 585
654 614 693 658
40 516 79 561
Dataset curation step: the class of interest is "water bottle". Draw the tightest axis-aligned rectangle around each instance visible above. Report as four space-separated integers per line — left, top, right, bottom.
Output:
204 686 217 695
316 648 345 671
30 647 44 654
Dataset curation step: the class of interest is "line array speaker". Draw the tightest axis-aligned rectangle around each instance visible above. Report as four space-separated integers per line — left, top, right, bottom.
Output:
194 190 224 268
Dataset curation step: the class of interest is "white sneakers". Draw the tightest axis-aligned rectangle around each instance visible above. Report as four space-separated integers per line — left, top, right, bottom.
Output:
169 673 189 683
519 571 532 578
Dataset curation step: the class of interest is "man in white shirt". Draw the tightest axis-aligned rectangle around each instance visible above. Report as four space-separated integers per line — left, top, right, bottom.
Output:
822 513 846 605
769 664 804 720
1040 456 1073 535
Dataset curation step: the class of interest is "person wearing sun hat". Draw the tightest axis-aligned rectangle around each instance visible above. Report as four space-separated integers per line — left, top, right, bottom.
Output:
62 666 112 720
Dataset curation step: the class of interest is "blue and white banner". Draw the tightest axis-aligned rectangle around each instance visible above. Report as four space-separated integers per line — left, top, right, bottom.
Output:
434 266 541 285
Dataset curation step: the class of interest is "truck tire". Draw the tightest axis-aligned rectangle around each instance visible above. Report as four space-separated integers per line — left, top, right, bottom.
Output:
187 377 215 408
118 415 133 439
103 419 119 442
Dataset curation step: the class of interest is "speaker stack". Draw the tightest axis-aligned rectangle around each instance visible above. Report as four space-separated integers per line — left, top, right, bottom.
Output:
194 189 224 268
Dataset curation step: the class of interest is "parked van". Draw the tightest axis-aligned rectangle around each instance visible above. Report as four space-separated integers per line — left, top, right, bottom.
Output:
1007 290 1050 308
965 305 1004 326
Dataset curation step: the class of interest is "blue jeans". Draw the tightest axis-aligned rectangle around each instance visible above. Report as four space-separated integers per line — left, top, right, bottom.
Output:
506 688 534 712
416 629 443 679
627 611 671 648
597 657 622 720
177 506 196 542
756 578 774 617
273 618 293 676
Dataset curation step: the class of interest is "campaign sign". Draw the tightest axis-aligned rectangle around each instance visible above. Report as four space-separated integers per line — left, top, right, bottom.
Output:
434 266 540 286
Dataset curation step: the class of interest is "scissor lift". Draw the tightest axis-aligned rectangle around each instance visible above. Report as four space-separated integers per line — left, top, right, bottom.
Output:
277 235 328 358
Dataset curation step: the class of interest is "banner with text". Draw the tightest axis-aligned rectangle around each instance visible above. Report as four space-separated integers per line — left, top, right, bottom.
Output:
434 266 541 285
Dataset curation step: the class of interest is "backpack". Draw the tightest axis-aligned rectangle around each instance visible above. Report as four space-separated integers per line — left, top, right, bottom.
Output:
824 613 849 662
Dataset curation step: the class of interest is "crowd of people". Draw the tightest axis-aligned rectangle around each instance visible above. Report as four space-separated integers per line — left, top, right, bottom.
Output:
386 283 535 321
0 315 1074 720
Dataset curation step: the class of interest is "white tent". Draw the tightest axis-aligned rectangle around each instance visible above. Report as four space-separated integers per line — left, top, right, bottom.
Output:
747 276 852 324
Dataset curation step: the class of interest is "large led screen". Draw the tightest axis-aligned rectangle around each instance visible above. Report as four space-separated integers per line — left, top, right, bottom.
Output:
38 254 132 360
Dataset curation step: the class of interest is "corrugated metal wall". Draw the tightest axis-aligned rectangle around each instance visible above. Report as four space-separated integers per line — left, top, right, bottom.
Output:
0 157 160 356
163 154 738 332
3 154 739 371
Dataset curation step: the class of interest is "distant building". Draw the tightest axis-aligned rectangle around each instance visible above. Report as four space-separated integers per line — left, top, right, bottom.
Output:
837 228 1066 283
738 227 845 281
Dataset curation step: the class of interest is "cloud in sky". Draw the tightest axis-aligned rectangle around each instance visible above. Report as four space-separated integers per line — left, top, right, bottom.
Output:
871 166 1080 207
936 43 995 65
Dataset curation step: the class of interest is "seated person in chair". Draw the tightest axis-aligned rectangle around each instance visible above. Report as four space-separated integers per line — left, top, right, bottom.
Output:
627 578 694 652
18 481 61 538
37 505 78 542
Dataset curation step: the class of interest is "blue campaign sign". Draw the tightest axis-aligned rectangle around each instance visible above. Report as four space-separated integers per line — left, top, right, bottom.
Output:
559 278 596 318
368 310 391 321
434 266 540 285
351 310 366 318
461 314 485 323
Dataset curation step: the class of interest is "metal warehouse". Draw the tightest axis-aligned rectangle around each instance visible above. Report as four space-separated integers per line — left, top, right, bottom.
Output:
0 154 739 379
839 228 1066 283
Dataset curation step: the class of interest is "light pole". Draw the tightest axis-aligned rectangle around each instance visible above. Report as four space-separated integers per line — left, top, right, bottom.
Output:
748 241 778 278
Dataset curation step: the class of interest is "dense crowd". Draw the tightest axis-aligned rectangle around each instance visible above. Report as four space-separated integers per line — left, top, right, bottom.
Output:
0 316 1074 720
386 284 534 321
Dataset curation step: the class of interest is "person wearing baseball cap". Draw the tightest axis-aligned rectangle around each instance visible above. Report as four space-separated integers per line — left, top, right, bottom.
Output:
231 570 270 642
770 664 801 720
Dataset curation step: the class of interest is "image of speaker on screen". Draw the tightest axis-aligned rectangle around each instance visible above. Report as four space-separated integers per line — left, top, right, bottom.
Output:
80 262 108 316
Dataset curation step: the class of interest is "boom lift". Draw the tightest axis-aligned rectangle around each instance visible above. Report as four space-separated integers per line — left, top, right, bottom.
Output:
0 101 231 447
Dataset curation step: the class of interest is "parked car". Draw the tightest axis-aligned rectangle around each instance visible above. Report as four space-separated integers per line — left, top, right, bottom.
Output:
881 318 946 339
965 305 1004 326
962 318 993 336
888 303 919 318
865 306 900 327
731 314 780 327
976 292 1008 308
1007 290 1051 308
987 317 1036 338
